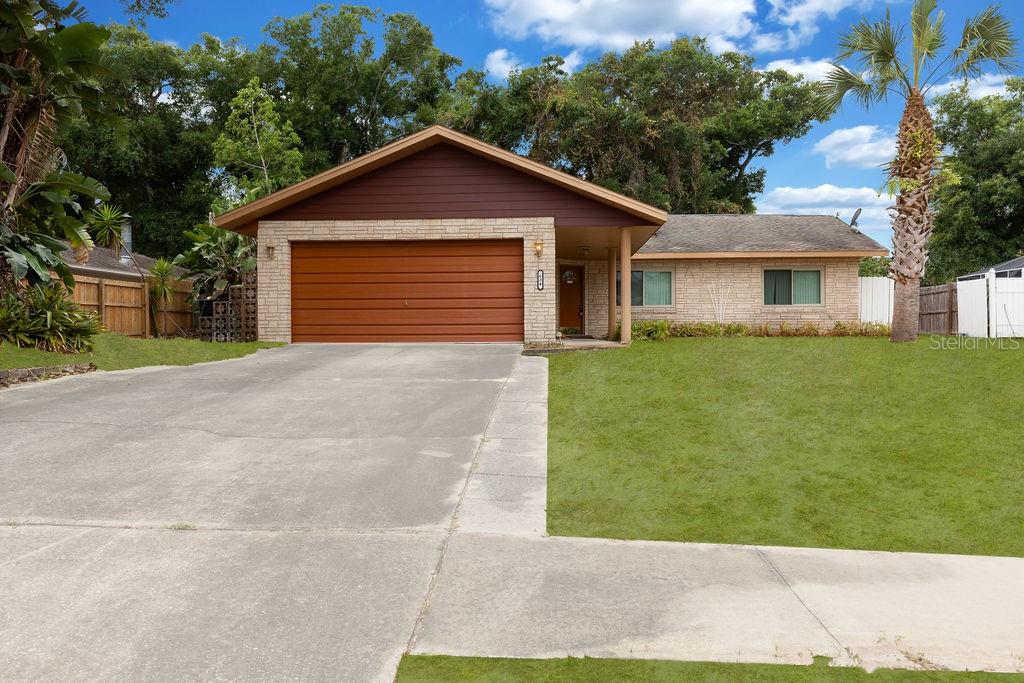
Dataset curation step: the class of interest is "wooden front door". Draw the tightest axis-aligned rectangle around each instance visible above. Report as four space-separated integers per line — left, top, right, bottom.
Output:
558 266 585 333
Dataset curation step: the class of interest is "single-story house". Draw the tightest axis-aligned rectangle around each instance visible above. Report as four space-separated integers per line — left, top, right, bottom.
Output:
214 125 886 344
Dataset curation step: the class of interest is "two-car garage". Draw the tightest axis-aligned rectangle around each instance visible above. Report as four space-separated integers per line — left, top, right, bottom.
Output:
290 239 525 342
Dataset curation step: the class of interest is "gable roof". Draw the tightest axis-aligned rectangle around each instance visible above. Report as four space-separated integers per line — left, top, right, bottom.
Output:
634 214 888 258
214 125 667 232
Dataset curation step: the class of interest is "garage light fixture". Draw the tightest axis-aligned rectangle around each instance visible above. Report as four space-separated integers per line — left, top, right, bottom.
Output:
533 239 544 258
265 244 276 260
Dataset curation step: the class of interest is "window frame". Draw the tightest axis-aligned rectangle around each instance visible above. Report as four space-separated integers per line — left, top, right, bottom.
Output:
762 268 824 306
616 269 674 308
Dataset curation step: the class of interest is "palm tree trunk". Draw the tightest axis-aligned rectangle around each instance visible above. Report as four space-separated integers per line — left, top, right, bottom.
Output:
889 87 936 342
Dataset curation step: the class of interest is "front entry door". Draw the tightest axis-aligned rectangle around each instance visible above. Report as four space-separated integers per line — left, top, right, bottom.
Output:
558 266 585 333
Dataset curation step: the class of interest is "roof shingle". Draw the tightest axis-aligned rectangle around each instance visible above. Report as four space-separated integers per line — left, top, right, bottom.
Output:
637 214 887 254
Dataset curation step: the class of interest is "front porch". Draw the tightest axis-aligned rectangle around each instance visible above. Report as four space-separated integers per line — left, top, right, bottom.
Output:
552 225 658 344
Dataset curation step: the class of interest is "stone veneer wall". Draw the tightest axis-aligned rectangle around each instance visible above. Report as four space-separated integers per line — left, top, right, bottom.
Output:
560 257 861 337
257 218 556 344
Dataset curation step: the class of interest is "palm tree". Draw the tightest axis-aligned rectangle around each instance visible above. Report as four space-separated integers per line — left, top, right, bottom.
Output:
822 1 1015 341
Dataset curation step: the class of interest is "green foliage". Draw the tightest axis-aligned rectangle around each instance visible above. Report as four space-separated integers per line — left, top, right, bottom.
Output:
0 284 103 353
631 320 670 342
436 38 822 214
85 203 129 253
173 224 255 301
61 23 221 258
263 5 460 172
0 224 74 289
147 257 177 338
927 78 1024 283
859 256 893 277
213 77 303 209
667 321 890 338
0 1 122 290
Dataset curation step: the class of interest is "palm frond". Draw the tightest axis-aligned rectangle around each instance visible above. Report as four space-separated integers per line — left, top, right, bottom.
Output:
837 10 910 93
949 6 1016 79
819 64 883 114
910 0 945 86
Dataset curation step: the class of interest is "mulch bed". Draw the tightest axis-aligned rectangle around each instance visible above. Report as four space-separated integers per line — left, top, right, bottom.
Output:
0 363 96 388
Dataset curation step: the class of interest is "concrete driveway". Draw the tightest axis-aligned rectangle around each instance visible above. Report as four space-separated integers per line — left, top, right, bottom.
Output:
0 344 523 681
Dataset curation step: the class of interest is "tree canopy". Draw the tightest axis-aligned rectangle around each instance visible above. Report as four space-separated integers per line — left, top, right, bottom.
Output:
435 39 822 214
213 77 304 210
60 4 825 259
927 78 1024 283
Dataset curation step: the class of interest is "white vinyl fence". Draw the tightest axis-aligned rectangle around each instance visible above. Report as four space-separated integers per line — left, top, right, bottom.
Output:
957 270 1024 337
859 276 894 324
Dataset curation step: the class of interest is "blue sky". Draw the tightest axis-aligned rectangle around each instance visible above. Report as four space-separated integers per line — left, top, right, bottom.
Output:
86 0 1023 247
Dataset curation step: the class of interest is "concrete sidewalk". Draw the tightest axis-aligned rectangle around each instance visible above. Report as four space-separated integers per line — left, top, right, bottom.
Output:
411 533 1024 673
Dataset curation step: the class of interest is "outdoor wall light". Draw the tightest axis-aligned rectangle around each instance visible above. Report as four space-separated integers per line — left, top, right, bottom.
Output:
266 244 276 260
533 239 544 257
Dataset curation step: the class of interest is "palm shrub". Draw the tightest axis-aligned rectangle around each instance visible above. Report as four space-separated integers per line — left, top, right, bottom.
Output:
147 257 178 337
821 0 1015 342
0 284 103 352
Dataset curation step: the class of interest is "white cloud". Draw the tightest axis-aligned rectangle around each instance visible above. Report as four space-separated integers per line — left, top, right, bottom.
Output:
764 0 866 49
762 57 834 82
812 125 895 169
758 183 892 246
930 73 1008 100
484 48 522 80
483 0 757 51
561 49 584 74
705 34 742 54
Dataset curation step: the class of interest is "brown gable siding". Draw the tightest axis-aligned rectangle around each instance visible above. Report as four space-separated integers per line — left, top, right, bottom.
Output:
264 143 645 228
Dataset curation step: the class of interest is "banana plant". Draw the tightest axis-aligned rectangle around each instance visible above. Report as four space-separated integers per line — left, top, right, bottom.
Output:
173 224 256 302
1 1 123 291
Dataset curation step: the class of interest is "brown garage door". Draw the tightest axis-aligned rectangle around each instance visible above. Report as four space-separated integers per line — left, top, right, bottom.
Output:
290 240 524 342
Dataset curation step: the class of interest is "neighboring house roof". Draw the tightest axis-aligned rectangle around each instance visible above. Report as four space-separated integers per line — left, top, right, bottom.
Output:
958 255 1024 280
634 214 888 259
60 243 187 281
213 124 668 234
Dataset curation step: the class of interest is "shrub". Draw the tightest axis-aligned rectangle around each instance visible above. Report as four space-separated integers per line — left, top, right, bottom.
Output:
631 319 671 341
0 285 104 353
663 320 892 338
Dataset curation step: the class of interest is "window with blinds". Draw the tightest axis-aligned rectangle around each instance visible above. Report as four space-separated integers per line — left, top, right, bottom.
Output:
763 269 821 305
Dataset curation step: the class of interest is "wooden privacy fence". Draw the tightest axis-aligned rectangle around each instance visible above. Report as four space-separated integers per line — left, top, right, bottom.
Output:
919 283 958 335
71 275 194 337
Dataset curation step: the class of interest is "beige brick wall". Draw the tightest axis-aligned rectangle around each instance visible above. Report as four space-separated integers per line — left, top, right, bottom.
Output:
257 218 556 344
563 257 861 336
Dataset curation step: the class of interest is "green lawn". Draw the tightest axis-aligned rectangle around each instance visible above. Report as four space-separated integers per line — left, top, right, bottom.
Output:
548 337 1024 556
396 655 1018 681
0 333 281 371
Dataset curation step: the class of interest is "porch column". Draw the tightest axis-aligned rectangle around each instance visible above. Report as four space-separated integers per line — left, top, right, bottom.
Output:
619 227 631 346
607 247 617 340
